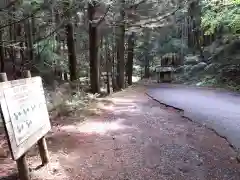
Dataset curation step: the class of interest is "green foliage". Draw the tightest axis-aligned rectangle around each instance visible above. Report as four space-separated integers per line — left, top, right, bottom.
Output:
34 39 66 70
157 38 188 55
201 0 240 35
233 0 240 4
21 0 43 12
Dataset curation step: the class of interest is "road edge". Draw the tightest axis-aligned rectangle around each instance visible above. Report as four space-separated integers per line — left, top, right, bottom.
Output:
145 92 183 112
145 92 240 162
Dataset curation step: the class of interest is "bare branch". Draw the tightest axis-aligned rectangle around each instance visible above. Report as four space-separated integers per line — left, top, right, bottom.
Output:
128 0 148 10
0 8 41 30
0 1 85 30
0 0 19 11
129 7 181 28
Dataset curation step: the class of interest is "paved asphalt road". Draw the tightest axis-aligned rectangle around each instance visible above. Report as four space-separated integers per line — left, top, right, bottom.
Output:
147 84 240 150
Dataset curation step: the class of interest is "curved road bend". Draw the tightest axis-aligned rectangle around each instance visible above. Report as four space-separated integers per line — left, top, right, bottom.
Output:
147 84 240 150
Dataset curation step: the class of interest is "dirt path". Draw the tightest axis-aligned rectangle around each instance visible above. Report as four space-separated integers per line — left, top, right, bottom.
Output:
1 86 240 180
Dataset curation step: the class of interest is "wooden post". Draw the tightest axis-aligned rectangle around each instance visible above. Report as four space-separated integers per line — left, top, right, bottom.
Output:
0 73 30 180
22 70 31 78
0 72 7 82
17 154 30 180
22 70 49 165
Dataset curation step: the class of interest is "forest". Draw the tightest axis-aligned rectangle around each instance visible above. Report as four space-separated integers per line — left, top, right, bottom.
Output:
0 0 239 105
1 0 240 179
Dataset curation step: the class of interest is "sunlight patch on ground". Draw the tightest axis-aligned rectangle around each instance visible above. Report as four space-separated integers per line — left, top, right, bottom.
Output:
96 102 139 114
94 101 114 111
110 97 135 104
132 76 141 82
100 97 142 114
111 104 139 114
60 118 128 135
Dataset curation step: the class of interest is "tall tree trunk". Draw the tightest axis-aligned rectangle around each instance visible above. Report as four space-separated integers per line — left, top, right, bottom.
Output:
54 9 62 77
144 31 150 78
99 35 104 73
0 29 4 72
24 16 34 70
31 15 36 42
126 32 135 85
64 0 78 82
117 0 126 89
105 38 112 94
55 10 61 54
116 42 120 87
88 2 100 93
188 0 202 54
24 19 28 66
9 5 16 79
99 35 104 89
20 41 25 72
28 18 34 64
187 16 193 47
66 22 77 81
17 22 25 77
144 58 150 78
112 19 118 91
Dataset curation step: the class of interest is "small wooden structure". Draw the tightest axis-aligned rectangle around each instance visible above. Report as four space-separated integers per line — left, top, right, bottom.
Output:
155 66 174 83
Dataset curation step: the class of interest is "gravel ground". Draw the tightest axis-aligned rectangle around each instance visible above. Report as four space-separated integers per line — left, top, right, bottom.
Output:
1 86 240 180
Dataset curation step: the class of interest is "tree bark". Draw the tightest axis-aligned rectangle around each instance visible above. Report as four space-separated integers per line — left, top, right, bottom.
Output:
0 30 4 72
19 22 25 77
116 42 120 87
88 2 100 93
126 32 135 85
66 22 77 81
112 20 118 91
54 9 62 77
9 5 16 79
144 31 150 78
117 0 126 89
188 0 202 54
24 17 34 70
63 0 78 82
31 15 36 42
105 38 112 94
144 58 150 78
55 10 61 54
28 18 34 63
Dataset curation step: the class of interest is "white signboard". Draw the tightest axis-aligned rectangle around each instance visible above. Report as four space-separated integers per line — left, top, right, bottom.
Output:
0 77 51 160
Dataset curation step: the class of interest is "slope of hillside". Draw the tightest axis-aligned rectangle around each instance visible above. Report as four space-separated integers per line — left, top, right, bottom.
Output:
175 36 240 91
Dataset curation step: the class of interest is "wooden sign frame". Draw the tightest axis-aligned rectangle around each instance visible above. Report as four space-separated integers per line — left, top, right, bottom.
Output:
0 76 51 160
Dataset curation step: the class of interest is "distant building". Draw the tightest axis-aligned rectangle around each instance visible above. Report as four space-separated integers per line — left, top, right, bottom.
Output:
155 66 175 83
